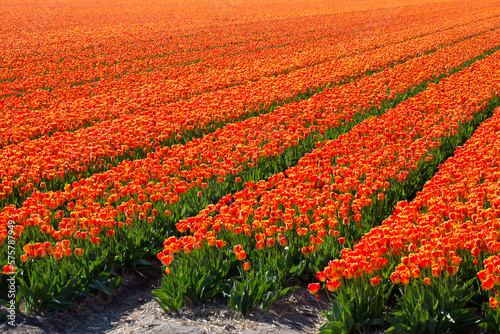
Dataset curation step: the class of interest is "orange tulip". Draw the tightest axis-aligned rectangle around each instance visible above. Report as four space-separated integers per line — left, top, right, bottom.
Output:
1 265 16 275
308 283 320 295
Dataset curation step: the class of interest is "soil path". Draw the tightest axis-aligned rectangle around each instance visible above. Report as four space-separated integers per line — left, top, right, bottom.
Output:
1 270 328 334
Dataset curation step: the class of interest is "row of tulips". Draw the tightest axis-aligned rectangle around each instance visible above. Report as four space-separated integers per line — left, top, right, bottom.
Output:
154 48 500 316
313 106 500 333
2 0 486 81
1 7 429 141
3 20 500 205
1 4 456 146
4 0 435 80
2 28 500 312
4 25 500 246
3 0 476 146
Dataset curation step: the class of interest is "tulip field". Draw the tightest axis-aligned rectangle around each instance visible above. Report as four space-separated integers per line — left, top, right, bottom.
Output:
3 0 500 332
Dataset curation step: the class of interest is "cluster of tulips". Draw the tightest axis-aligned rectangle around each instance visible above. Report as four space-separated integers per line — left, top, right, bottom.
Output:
2 0 471 147
3 25 499 251
1 15 498 314
2 0 500 319
312 106 500 330
3 19 500 207
154 48 500 315
178 46 500 259
1 12 420 145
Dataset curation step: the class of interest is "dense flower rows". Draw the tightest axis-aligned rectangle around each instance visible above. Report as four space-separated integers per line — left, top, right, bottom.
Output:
3 22 500 204
1 9 431 146
4 0 482 147
311 107 500 330
3 0 500 322
328 105 500 288
161 46 500 262
2 28 499 252
153 47 500 318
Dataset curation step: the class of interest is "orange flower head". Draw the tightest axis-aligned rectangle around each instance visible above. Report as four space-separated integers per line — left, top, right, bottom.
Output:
411 268 421 279
236 251 246 261
390 272 401 284
308 283 320 295
37 248 47 258
61 239 71 249
28 248 37 258
279 237 289 247
47 246 56 256
23 244 32 254
471 247 480 257
243 262 251 271
75 248 84 257
53 251 63 261
370 276 382 287
326 279 341 292
90 236 101 245
490 297 500 310
184 244 194 254
482 277 495 290
446 266 458 276
1 265 16 275
432 267 442 278
266 238 276 248
316 271 328 282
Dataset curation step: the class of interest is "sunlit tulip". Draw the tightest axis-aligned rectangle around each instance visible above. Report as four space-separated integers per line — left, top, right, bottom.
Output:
370 276 382 287
490 297 500 310
326 279 341 292
1 265 16 275
308 283 320 295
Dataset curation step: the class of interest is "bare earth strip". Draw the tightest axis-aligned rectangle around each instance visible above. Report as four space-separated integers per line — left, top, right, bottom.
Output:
1 267 330 334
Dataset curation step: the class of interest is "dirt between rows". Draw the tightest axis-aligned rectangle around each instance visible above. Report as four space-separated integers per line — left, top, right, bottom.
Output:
0 268 329 334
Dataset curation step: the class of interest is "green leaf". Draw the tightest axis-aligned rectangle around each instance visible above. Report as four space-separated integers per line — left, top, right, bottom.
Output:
133 259 153 267
88 279 113 295
43 299 71 311
289 260 306 276
318 321 348 334
428 316 438 334
240 290 252 316
328 301 344 322
367 318 384 326
343 312 355 333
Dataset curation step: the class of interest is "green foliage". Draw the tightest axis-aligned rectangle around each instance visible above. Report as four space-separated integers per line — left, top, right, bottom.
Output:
152 246 233 312
386 278 480 333
319 276 392 334
480 304 500 333
227 251 304 316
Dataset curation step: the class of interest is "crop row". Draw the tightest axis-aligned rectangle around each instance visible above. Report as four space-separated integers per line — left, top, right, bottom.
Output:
313 106 500 332
3 22 500 206
2 29 500 311
3 0 440 79
152 48 500 315
4 26 500 243
2 8 497 148
0 8 452 145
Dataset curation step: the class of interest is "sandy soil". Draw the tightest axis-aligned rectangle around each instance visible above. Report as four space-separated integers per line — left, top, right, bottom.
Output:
0 268 328 334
